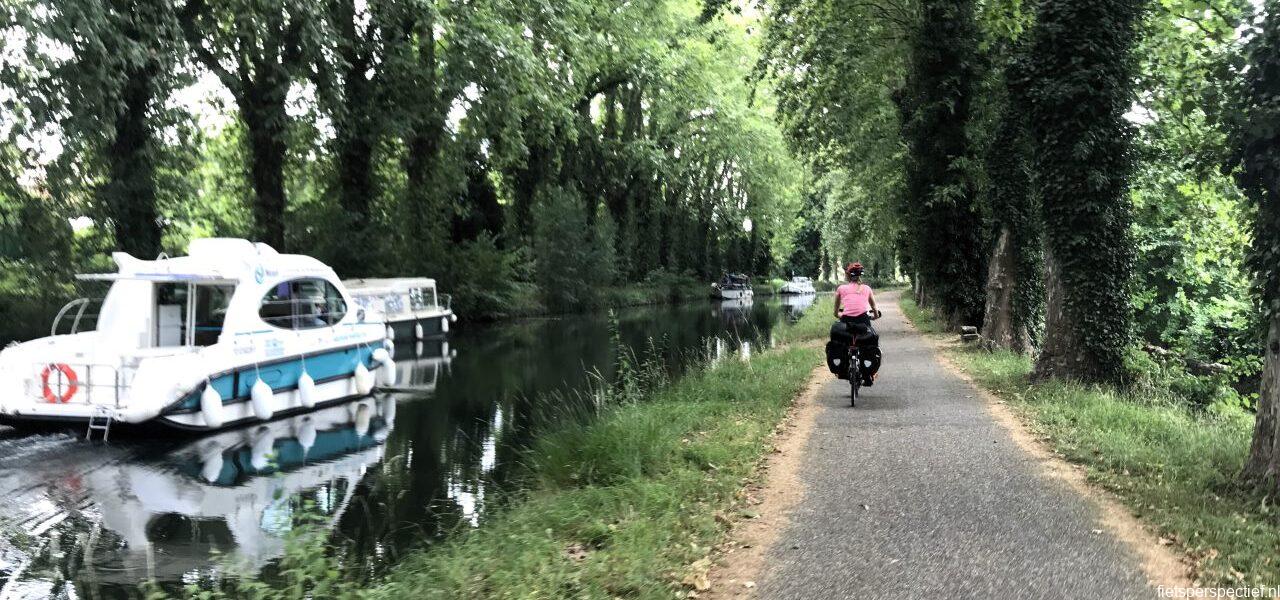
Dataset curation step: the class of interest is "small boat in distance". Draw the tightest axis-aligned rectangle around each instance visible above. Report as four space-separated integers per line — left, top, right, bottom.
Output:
0 238 449 434
344 278 457 341
711 273 754 300
778 276 816 295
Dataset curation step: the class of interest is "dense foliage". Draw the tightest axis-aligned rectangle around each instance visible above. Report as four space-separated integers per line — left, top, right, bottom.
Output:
0 0 803 338
1 0 1277 484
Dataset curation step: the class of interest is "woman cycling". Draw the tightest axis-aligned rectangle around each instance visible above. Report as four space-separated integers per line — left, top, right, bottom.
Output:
833 262 881 324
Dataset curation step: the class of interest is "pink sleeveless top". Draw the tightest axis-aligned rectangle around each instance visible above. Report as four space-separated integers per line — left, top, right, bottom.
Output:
836 283 873 317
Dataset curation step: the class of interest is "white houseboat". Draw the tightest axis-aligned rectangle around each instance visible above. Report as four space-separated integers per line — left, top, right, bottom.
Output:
0 238 441 434
344 277 456 341
778 276 816 295
710 273 754 300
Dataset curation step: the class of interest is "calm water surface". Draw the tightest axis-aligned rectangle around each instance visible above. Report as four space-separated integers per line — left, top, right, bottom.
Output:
0 295 817 598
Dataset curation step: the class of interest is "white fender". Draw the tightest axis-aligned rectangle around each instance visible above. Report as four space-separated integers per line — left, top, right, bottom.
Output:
251 379 274 420
381 396 397 425
371 348 396 386
414 322 424 339
296 418 317 452
200 448 224 483
441 316 449 333
297 371 317 408
354 402 372 436
353 362 374 395
250 427 276 470
200 385 225 429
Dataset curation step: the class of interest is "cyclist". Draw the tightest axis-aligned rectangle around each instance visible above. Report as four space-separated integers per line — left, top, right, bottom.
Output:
833 262 882 387
833 262 880 325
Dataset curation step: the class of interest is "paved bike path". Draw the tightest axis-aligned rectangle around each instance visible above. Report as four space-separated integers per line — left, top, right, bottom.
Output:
756 291 1155 599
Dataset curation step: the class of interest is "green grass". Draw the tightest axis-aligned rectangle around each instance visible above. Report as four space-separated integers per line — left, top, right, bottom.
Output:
368 309 828 598
899 296 1279 587
161 306 833 599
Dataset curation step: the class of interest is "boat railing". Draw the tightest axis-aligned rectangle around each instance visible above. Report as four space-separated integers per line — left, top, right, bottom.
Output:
22 360 132 408
51 298 104 336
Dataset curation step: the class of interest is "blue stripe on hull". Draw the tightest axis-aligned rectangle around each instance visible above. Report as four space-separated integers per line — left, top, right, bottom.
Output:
175 345 377 412
175 421 385 486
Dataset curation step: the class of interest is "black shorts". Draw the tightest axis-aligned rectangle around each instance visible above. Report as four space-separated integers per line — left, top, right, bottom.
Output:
841 314 872 327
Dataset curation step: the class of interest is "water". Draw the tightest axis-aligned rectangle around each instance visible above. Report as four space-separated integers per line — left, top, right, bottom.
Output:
0 295 817 598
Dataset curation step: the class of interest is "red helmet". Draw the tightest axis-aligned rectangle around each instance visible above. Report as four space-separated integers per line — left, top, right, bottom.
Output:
846 262 864 277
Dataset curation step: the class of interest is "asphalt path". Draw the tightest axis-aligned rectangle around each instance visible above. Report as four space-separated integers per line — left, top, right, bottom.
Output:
756 291 1155 599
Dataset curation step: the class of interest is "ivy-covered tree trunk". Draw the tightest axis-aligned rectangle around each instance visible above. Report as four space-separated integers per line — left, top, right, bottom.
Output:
1023 0 1145 383
1246 317 1280 486
101 62 161 259
897 0 988 328
1233 2 1280 490
981 227 1022 348
979 91 1041 354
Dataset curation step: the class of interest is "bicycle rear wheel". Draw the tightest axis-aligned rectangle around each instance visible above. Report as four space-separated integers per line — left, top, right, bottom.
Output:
849 350 860 407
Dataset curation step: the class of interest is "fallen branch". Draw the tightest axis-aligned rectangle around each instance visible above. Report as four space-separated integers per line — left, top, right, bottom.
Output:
1142 343 1230 376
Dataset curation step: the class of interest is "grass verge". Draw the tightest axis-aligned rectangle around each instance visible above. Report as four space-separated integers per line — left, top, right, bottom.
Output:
366 307 828 598
899 296 1277 587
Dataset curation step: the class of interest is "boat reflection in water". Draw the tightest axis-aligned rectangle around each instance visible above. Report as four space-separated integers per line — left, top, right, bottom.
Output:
780 292 817 319
90 396 395 579
0 339 451 598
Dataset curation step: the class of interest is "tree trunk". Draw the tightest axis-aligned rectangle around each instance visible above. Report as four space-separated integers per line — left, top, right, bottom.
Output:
102 63 161 259
1033 248 1089 380
240 89 290 250
329 8 377 276
1244 314 1280 488
980 226 1032 353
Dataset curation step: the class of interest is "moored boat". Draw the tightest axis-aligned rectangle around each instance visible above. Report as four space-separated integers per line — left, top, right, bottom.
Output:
344 277 457 341
0 238 432 434
778 276 816 295
711 273 754 300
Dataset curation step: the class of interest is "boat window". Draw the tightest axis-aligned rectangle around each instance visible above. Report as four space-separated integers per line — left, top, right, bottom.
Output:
259 278 347 330
193 285 235 346
155 283 189 347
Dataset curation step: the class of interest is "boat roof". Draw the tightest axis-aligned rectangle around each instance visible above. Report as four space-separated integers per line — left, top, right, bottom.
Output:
343 278 437 291
75 239 334 284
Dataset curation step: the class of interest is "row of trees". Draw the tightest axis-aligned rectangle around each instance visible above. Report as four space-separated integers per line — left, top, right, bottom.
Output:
0 0 803 338
761 0 1280 489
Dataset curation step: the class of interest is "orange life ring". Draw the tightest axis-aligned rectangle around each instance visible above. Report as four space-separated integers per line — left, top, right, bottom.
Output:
40 363 78 404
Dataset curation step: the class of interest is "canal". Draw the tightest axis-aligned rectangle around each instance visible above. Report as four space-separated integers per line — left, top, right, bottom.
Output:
0 295 817 598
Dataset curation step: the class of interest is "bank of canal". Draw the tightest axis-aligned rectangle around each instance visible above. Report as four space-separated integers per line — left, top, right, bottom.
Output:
0 295 818 598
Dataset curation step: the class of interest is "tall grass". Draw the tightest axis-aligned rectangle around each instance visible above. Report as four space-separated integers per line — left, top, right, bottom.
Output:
370 342 820 598
900 296 1278 587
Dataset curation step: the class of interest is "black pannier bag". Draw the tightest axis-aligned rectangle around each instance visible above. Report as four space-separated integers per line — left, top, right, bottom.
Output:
826 339 849 378
827 320 881 381
829 321 853 345
855 346 882 384
826 322 852 378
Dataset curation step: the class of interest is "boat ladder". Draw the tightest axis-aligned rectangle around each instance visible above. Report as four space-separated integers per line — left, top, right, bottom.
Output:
85 406 114 441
